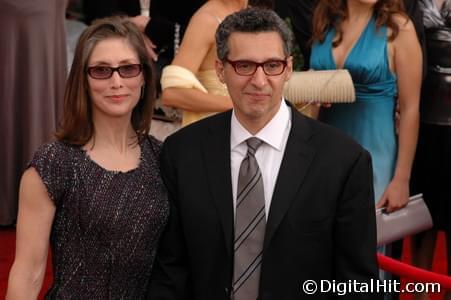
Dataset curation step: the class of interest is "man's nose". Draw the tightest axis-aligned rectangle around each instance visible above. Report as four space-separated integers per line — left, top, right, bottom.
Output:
250 65 268 88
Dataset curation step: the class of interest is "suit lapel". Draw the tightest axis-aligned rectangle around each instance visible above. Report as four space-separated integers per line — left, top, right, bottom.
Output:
202 112 234 255
199 108 316 254
263 107 316 251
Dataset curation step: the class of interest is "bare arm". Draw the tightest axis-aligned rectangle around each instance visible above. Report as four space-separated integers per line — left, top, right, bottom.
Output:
161 11 233 112
376 17 422 212
6 168 56 299
162 87 232 112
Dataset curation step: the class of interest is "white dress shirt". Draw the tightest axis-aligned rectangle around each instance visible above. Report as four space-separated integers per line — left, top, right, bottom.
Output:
230 100 292 219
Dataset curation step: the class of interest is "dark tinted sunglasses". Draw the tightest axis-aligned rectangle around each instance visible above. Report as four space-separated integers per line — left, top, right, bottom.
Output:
87 64 142 79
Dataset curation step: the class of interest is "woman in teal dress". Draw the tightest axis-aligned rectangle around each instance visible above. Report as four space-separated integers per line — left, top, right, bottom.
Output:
310 0 422 212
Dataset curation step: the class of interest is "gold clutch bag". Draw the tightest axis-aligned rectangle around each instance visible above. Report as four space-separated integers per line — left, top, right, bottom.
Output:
284 70 356 104
376 194 433 247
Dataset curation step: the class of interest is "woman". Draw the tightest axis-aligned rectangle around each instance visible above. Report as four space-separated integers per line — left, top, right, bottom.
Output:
310 0 422 212
160 0 246 126
411 1 451 299
6 17 169 299
160 0 273 126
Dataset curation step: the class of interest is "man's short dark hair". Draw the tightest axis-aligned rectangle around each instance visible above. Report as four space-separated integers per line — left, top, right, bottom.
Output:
215 7 293 61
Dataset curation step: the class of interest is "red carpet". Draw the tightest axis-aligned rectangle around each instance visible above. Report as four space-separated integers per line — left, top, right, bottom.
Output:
0 227 448 298
399 233 448 300
0 227 52 299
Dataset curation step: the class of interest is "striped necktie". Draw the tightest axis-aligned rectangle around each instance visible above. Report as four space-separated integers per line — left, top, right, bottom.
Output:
233 137 265 300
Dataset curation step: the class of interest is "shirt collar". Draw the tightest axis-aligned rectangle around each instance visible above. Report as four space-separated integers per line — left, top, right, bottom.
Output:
231 99 291 151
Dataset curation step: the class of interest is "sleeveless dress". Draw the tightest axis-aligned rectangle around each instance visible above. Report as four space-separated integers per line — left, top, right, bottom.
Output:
310 16 398 201
181 15 229 127
29 137 169 299
182 69 229 126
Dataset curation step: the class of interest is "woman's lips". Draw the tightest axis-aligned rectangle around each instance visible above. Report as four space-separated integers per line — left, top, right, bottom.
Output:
107 94 128 101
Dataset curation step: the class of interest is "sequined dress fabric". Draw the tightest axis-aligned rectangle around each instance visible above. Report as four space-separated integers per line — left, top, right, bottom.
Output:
29 136 169 299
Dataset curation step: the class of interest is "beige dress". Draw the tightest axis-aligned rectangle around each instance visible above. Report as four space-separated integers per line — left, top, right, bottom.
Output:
0 0 67 225
181 69 229 127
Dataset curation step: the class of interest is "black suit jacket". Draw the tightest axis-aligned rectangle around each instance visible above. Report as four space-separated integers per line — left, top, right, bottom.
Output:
149 104 381 299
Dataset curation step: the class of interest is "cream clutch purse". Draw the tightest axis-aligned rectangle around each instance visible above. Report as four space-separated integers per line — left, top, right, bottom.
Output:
376 194 433 247
284 70 356 104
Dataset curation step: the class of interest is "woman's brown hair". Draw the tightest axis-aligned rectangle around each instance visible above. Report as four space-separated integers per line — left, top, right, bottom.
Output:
56 16 155 145
311 0 406 47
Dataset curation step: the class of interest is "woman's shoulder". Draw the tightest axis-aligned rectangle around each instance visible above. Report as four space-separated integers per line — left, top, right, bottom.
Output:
391 13 415 31
173 3 220 67
146 135 162 147
143 135 163 157
30 140 79 174
385 12 417 47
29 140 78 203
387 13 418 48
189 2 226 28
33 140 77 162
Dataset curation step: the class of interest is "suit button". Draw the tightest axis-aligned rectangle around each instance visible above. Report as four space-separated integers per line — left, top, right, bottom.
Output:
224 287 230 295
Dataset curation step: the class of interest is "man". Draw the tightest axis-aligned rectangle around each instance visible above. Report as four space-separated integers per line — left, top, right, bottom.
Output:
149 8 381 300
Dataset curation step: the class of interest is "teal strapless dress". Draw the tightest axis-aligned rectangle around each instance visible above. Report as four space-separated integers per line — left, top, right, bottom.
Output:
310 17 397 201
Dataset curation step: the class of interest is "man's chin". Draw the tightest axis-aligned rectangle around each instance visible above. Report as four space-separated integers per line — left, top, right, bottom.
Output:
241 107 266 121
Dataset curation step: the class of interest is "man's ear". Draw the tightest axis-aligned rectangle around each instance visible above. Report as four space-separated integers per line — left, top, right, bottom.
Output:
215 59 226 83
285 56 294 82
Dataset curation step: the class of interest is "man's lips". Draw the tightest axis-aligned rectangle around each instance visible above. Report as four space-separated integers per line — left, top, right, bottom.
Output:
245 92 270 100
